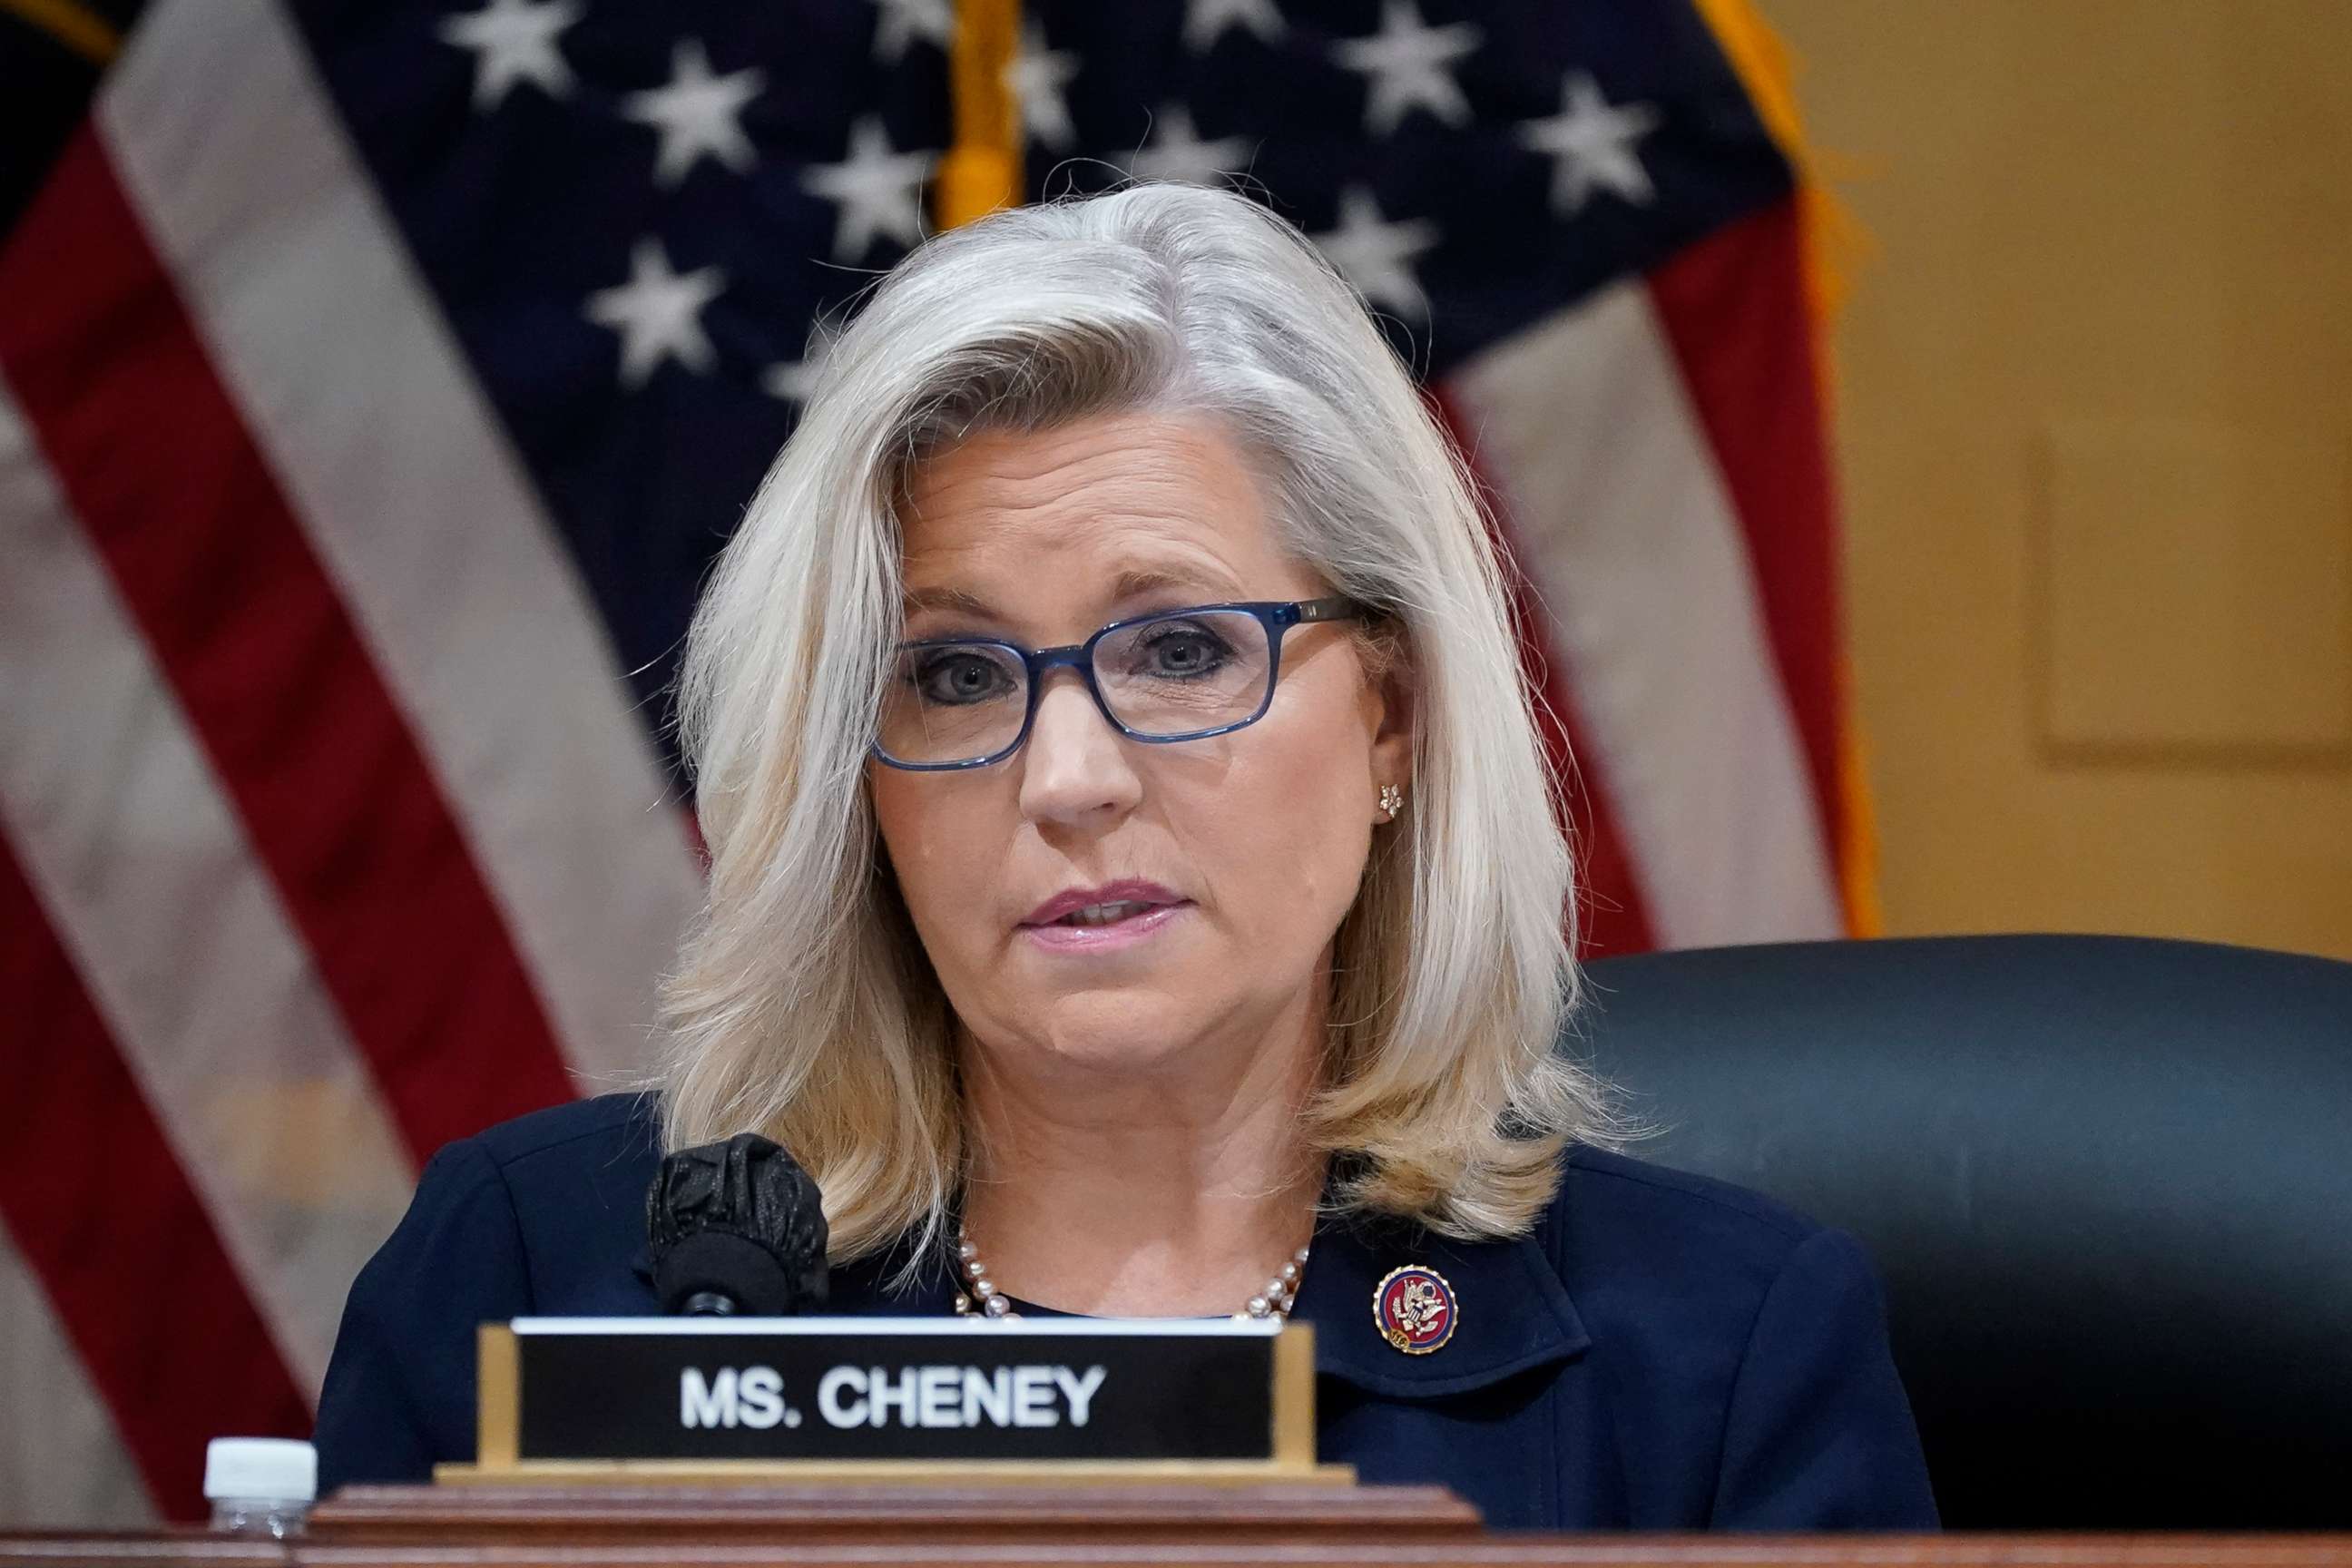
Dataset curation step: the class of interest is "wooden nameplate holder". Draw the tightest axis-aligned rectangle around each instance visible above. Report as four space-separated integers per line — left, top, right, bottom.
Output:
317 1314 1479 1558
435 1315 1351 1486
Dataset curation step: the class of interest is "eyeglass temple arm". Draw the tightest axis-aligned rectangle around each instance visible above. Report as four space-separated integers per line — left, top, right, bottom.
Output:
1292 596 1368 624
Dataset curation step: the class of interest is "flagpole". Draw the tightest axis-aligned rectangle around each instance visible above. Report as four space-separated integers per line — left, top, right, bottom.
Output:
1 0 122 65
937 0 1023 229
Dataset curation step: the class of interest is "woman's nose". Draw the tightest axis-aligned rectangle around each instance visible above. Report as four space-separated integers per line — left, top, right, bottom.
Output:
1017 672 1143 826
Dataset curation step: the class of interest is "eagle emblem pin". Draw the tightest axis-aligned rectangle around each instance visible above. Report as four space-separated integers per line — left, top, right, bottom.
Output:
1373 1264 1457 1354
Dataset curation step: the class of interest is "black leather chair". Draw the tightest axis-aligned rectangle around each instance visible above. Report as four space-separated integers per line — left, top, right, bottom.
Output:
1576 934 2352 1530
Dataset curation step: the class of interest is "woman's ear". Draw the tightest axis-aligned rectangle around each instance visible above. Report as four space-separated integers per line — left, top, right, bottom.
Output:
1367 642 1417 793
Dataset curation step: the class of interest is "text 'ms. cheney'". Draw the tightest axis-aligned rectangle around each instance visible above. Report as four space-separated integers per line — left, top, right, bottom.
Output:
680 1362 1109 1431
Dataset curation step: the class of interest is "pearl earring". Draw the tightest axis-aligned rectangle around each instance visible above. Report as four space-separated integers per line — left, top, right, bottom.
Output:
1378 783 1406 819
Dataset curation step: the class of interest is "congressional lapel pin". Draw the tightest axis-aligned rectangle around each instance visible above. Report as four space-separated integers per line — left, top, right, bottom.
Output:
1373 1264 1457 1355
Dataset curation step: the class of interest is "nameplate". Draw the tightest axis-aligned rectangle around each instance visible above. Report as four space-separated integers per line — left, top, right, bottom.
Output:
452 1317 1328 1482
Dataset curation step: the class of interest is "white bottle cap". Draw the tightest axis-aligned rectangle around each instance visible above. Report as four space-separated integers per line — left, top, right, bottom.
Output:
202 1438 317 1503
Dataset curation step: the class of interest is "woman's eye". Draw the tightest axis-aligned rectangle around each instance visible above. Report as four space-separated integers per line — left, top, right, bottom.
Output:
915 652 1015 704
1141 628 1230 676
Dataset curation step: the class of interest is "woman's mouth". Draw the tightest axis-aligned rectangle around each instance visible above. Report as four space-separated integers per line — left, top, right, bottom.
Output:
1020 884 1194 959
1051 900 1157 927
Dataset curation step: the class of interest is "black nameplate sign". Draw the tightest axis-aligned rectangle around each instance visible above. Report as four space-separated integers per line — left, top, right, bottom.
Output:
458 1317 1325 1480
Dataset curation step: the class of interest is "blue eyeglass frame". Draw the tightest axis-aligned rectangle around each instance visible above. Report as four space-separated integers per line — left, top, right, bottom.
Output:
872 596 1371 771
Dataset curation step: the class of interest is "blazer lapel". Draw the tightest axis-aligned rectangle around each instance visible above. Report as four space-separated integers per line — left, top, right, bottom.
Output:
1290 1213 1590 1400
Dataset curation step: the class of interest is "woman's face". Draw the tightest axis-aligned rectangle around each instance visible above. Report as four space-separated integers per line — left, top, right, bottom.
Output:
869 412 1409 1089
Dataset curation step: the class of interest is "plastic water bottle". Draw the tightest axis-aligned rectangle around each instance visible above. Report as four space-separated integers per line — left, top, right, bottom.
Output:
203 1438 316 1537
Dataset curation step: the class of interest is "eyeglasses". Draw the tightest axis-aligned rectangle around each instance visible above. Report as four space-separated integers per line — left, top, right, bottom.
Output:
873 597 1369 771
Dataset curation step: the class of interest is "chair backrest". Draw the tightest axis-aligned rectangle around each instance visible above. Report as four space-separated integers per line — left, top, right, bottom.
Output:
1575 934 2352 1530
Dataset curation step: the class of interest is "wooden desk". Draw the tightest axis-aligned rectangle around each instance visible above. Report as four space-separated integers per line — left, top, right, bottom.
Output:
4 1485 2349 1568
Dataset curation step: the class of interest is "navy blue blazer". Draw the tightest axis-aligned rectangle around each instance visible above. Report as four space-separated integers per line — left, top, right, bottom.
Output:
313 1093 1936 1529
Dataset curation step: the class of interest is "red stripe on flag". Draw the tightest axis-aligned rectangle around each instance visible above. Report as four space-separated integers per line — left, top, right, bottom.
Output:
1645 199 1852 919
1427 388 1657 959
0 127 578 1161
0 836 311 1522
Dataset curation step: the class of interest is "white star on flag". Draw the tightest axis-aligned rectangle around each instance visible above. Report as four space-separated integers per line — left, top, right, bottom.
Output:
585 238 726 388
868 0 954 62
1005 20 1081 151
1182 0 1285 54
762 326 838 406
1128 103 1252 187
1313 185 1439 319
1519 72 1662 215
437 0 582 109
622 39 764 188
801 117 935 262
1331 0 1482 138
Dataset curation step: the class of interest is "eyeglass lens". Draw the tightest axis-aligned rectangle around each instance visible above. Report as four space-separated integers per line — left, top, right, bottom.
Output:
878 609 1275 766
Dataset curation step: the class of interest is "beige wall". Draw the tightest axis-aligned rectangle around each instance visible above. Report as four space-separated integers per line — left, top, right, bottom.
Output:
1769 1 2352 961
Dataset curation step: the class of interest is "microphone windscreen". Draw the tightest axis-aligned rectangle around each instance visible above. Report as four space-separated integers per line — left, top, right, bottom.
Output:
646 1132 828 1315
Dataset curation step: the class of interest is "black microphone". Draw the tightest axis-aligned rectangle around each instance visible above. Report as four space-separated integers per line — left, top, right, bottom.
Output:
646 1132 828 1316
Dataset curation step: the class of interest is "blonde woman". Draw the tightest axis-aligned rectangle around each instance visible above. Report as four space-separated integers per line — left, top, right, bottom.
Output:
316 184 1935 1529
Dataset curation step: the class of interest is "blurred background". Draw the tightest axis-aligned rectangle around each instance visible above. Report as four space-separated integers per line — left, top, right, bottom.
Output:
1779 1 2352 965
2 0 2347 1529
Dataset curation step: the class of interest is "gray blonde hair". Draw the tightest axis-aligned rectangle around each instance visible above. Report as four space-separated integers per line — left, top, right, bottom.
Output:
660 182 1612 1265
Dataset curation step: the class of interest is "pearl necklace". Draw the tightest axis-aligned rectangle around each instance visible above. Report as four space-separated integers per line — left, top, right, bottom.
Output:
951 1228 1313 1321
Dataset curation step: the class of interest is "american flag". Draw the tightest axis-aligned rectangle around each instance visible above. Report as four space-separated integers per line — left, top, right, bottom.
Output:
0 0 1867 1523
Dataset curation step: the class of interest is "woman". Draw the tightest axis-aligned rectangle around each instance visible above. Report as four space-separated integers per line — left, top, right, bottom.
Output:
314 183 1936 1529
